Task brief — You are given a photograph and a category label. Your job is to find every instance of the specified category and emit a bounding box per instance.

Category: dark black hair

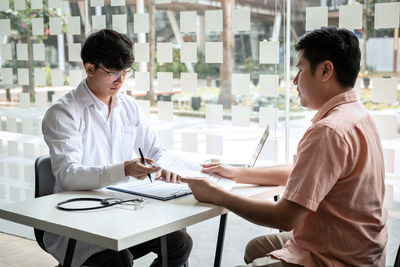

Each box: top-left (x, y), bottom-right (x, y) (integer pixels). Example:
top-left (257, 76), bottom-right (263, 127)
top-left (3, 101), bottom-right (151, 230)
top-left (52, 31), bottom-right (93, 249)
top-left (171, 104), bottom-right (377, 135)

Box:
top-left (294, 27), bottom-right (360, 88)
top-left (81, 29), bottom-right (134, 70)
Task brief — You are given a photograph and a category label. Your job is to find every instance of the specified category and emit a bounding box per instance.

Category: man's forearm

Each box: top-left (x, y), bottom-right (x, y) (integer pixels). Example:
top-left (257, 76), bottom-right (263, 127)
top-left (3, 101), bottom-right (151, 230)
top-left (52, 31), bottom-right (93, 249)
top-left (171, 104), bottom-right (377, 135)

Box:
top-left (237, 164), bottom-right (293, 186)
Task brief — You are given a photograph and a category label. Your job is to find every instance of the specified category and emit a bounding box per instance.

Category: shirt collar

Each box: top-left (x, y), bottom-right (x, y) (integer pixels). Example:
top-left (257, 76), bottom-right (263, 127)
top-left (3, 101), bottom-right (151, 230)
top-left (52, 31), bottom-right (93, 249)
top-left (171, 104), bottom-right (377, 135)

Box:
top-left (81, 79), bottom-right (123, 114)
top-left (311, 90), bottom-right (358, 124)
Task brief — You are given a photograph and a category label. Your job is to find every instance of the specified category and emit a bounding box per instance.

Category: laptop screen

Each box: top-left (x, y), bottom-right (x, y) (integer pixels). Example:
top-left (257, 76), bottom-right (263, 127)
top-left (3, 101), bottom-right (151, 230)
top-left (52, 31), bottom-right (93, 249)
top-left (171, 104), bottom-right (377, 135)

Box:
top-left (248, 125), bottom-right (270, 168)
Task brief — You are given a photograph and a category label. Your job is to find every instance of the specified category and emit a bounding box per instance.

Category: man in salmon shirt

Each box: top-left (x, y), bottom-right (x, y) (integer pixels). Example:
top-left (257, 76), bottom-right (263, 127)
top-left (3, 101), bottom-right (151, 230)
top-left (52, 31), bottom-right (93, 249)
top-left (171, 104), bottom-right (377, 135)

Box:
top-left (182, 27), bottom-right (387, 267)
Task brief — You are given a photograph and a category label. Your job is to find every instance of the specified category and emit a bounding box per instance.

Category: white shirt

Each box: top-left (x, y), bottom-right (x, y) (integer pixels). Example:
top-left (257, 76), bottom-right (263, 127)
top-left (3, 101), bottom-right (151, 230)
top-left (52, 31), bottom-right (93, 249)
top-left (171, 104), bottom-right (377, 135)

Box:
top-left (42, 79), bottom-right (165, 266)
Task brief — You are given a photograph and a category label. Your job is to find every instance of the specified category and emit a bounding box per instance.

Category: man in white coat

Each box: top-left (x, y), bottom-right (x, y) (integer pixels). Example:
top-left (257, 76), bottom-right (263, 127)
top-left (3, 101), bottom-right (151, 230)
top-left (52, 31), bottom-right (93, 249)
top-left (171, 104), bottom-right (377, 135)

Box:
top-left (42, 29), bottom-right (192, 267)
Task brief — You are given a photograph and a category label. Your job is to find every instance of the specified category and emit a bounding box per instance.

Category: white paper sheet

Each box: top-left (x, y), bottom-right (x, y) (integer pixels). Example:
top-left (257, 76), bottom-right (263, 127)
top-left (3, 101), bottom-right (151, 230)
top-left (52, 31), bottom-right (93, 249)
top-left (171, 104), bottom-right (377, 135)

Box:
top-left (259, 74), bottom-right (279, 97)
top-left (232, 105), bottom-right (250, 127)
top-left (25, 165), bottom-right (35, 182)
top-left (259, 107), bottom-right (277, 129)
top-left (23, 143), bottom-right (35, 159)
top-left (134, 13), bottom-right (149, 33)
top-left (6, 117), bottom-right (17, 132)
top-left (158, 130), bottom-right (174, 149)
top-left (135, 72), bottom-right (150, 92)
top-left (19, 93), bottom-right (30, 109)
top-left (306, 6), bottom-right (328, 31)
top-left (92, 15), bottom-right (106, 31)
top-left (205, 10), bottom-right (222, 32)
top-left (260, 41), bottom-right (279, 64)
top-left (15, 0), bottom-right (25, 10)
top-left (69, 69), bottom-right (83, 87)
top-left (0, 19), bottom-right (11, 35)
top-left (51, 69), bottom-right (64, 87)
top-left (21, 119), bottom-right (34, 135)
top-left (383, 148), bottom-right (395, 173)
top-left (16, 43), bottom-right (28, 61)
top-left (157, 152), bottom-right (236, 191)
top-left (180, 42), bottom-right (197, 63)
top-left (181, 132), bottom-right (197, 153)
top-left (31, 0), bottom-right (43, 9)
top-left (8, 140), bottom-right (18, 156)
top-left (67, 16), bottom-right (81, 35)
top-left (206, 104), bottom-right (223, 125)
top-left (206, 135), bottom-right (223, 155)
top-left (205, 42), bottom-right (223, 63)
top-left (2, 68), bottom-right (13, 84)
top-left (1, 44), bottom-right (12, 60)
top-left (112, 14), bottom-right (127, 34)
top-left (32, 17), bottom-right (44, 36)
top-left (48, 0), bottom-right (61, 9)
top-left (232, 9), bottom-right (250, 32)
top-left (68, 43), bottom-right (81, 62)
top-left (18, 68), bottom-right (29, 85)
top-left (135, 43), bottom-right (149, 62)
top-left (35, 92), bottom-right (47, 110)
top-left (136, 100), bottom-right (150, 119)
top-left (90, 0), bottom-right (104, 7)
top-left (180, 73), bottom-right (197, 93)
top-left (111, 0), bottom-right (125, 6)
top-left (50, 17), bottom-right (62, 35)
top-left (339, 4), bottom-right (362, 30)
top-left (33, 43), bottom-right (45, 61)
top-left (180, 11), bottom-right (196, 33)
top-left (372, 77), bottom-right (397, 103)
top-left (158, 101), bottom-right (173, 121)
top-left (34, 68), bottom-right (46, 86)
top-left (371, 113), bottom-right (397, 139)
top-left (157, 42), bottom-right (172, 63)
top-left (157, 72), bottom-right (173, 92)
top-left (232, 74), bottom-right (250, 95)
top-left (374, 2), bottom-right (400, 29)
top-left (0, 0), bottom-right (9, 11)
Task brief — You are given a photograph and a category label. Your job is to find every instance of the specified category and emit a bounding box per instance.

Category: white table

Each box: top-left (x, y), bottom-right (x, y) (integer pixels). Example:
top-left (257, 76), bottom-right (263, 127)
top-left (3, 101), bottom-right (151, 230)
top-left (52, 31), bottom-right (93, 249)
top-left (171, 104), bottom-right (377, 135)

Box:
top-left (0, 184), bottom-right (284, 267)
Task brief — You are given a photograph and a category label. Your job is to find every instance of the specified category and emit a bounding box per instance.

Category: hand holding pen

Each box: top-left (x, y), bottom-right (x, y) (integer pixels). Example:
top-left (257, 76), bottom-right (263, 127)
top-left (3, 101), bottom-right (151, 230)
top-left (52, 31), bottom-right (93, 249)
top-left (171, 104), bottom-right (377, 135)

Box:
top-left (123, 152), bottom-right (160, 180)
top-left (138, 148), bottom-right (154, 183)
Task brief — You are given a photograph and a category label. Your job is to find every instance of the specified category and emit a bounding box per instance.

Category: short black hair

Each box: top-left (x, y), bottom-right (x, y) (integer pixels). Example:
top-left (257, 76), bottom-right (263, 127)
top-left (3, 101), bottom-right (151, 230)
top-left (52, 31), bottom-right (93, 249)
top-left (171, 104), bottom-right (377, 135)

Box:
top-left (81, 29), bottom-right (134, 70)
top-left (294, 27), bottom-right (360, 88)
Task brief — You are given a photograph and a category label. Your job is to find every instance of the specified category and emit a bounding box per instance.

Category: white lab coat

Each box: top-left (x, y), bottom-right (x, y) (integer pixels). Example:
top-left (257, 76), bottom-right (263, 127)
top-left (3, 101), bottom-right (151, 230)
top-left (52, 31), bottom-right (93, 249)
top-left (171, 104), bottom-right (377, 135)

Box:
top-left (42, 79), bottom-right (165, 266)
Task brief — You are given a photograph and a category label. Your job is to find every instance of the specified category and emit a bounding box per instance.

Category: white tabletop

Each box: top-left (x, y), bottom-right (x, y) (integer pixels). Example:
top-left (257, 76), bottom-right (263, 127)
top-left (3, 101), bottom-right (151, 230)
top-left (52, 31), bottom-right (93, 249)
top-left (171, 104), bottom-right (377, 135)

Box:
top-left (0, 184), bottom-right (284, 251)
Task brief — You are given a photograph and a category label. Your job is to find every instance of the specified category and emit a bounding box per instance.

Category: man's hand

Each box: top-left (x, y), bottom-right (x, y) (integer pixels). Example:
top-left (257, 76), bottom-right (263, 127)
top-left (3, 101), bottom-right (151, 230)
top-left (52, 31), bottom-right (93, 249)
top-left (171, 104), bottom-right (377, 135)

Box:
top-left (124, 158), bottom-right (160, 179)
top-left (201, 163), bottom-right (241, 182)
top-left (155, 169), bottom-right (181, 183)
top-left (180, 177), bottom-right (222, 204)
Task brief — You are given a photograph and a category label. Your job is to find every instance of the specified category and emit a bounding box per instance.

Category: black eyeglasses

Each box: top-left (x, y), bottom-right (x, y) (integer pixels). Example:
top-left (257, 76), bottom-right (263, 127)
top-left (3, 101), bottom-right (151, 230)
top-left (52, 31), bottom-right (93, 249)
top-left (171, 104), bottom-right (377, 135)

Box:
top-left (94, 64), bottom-right (135, 82)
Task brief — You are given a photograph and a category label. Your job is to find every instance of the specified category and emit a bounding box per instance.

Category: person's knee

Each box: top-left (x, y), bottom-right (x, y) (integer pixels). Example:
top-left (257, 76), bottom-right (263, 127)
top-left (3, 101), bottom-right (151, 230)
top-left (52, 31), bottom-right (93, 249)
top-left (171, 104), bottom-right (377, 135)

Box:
top-left (244, 237), bottom-right (263, 264)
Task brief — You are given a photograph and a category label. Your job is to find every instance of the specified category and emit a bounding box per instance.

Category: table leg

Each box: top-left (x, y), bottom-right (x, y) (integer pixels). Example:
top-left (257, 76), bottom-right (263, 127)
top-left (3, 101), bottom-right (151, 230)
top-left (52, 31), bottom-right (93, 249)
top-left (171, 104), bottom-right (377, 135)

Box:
top-left (213, 213), bottom-right (228, 267)
top-left (160, 235), bottom-right (168, 267)
top-left (63, 238), bottom-right (76, 267)
top-left (120, 250), bottom-right (132, 267)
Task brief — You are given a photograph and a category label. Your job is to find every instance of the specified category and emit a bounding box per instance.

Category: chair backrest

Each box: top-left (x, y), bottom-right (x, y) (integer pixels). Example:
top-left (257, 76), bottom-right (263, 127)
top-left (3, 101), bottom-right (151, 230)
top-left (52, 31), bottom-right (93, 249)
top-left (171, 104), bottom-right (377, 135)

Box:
top-left (34, 155), bottom-right (56, 253)
top-left (395, 244), bottom-right (400, 267)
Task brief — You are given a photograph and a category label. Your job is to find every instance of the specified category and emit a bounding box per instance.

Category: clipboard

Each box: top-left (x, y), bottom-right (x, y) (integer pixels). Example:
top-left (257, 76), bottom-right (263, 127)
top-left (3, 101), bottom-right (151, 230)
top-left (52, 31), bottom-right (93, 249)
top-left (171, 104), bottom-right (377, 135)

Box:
top-left (107, 179), bottom-right (192, 201)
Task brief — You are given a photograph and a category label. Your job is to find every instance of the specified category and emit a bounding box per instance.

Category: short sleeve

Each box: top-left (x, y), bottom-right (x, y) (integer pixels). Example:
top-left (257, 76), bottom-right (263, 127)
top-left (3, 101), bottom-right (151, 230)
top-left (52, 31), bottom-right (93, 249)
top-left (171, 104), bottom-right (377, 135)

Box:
top-left (283, 125), bottom-right (348, 211)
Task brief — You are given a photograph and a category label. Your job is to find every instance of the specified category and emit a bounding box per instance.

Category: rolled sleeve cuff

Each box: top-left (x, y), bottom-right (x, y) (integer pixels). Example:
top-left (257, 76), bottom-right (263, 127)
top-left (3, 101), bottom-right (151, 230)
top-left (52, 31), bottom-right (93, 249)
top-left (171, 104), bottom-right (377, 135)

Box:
top-left (283, 190), bottom-right (319, 212)
top-left (99, 162), bottom-right (127, 187)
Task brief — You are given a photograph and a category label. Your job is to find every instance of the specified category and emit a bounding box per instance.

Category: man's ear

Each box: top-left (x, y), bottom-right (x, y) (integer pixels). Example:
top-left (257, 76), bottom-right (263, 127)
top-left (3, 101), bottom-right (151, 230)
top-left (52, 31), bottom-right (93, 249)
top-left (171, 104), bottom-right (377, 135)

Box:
top-left (84, 63), bottom-right (96, 77)
top-left (321, 60), bottom-right (334, 82)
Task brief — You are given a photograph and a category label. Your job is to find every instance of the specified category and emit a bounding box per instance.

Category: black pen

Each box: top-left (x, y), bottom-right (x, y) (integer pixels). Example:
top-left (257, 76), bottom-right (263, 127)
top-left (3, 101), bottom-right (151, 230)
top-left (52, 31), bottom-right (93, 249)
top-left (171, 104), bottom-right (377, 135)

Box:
top-left (138, 148), bottom-right (152, 183)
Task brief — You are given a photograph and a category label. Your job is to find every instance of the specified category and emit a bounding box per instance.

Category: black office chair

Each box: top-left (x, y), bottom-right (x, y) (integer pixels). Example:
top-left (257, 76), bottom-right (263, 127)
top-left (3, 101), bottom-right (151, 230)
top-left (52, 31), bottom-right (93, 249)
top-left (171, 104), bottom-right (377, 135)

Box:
top-left (34, 155), bottom-right (56, 254)
top-left (395, 244), bottom-right (400, 267)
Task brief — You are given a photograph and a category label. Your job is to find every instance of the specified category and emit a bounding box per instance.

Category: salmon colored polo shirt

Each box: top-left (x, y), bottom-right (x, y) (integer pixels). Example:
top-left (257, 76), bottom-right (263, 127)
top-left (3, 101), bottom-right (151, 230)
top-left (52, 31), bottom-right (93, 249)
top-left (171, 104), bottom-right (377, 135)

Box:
top-left (270, 90), bottom-right (387, 266)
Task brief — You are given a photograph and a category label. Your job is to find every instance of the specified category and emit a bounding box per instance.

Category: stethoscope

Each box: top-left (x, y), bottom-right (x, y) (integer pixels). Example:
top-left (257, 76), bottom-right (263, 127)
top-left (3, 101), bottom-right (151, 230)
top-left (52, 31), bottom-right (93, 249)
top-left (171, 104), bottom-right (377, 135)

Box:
top-left (56, 197), bottom-right (146, 211)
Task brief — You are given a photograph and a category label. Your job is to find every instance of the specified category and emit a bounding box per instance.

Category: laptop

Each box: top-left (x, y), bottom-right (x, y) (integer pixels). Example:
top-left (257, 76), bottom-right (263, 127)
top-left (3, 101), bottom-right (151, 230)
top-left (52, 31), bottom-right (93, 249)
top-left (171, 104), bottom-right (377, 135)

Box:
top-left (230, 125), bottom-right (270, 168)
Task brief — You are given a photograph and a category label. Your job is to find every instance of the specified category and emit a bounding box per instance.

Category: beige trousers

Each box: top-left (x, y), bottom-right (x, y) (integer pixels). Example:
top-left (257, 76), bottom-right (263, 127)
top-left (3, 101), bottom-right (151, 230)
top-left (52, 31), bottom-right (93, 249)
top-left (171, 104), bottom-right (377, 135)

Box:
top-left (239, 232), bottom-right (303, 267)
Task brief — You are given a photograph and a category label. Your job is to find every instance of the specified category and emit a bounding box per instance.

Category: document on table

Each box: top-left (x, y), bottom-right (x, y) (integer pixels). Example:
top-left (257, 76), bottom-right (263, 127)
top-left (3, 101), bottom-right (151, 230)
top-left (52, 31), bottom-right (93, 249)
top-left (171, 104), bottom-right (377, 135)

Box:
top-left (156, 152), bottom-right (236, 191)
top-left (107, 179), bottom-right (191, 201)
